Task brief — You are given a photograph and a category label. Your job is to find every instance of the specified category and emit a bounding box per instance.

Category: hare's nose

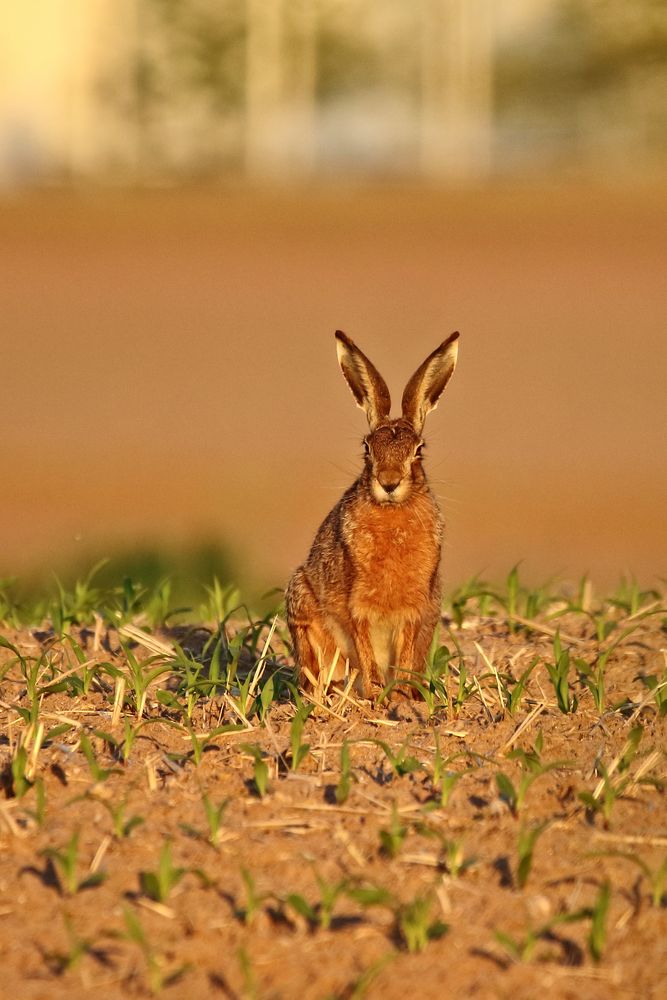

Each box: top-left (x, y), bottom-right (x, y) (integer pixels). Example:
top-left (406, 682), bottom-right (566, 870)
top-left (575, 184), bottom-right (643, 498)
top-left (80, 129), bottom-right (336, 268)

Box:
top-left (382, 482), bottom-right (400, 494)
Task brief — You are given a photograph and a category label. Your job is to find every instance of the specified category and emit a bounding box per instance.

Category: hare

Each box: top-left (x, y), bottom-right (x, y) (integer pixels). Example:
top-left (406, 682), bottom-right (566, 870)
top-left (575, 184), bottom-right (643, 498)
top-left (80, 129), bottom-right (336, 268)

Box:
top-left (285, 329), bottom-right (459, 698)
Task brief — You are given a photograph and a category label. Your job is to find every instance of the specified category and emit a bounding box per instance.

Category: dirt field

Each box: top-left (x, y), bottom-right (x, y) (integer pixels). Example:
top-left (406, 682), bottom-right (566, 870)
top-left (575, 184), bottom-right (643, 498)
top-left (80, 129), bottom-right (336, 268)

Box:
top-left (2, 183), bottom-right (667, 592)
top-left (1, 584), bottom-right (666, 998)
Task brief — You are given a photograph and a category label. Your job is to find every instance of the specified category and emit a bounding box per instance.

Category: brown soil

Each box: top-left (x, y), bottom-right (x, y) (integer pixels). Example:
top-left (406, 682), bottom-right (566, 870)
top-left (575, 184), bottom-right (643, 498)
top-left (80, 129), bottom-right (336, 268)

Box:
top-left (1, 611), bottom-right (666, 999)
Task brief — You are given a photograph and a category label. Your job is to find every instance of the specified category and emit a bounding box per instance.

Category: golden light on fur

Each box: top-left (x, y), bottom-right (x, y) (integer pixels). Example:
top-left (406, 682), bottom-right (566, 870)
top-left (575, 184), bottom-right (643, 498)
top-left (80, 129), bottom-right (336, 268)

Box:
top-left (286, 330), bottom-right (460, 699)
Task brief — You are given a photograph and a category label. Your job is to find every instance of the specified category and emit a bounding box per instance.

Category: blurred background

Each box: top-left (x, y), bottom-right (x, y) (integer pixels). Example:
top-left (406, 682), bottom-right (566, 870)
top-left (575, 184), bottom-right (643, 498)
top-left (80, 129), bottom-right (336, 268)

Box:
top-left (1, 0), bottom-right (666, 602)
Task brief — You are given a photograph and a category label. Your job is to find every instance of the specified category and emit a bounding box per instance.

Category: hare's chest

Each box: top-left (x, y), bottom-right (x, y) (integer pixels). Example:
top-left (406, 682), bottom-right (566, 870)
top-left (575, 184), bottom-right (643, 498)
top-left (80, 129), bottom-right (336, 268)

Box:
top-left (349, 503), bottom-right (439, 617)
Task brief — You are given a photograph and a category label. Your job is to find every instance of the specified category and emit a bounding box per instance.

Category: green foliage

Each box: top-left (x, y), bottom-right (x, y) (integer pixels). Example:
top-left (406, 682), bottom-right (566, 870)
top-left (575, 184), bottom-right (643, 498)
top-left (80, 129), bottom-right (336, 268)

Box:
top-left (379, 803), bottom-right (407, 859)
top-left (140, 842), bottom-right (186, 903)
top-left (375, 739), bottom-right (421, 779)
top-left (290, 703), bottom-right (314, 771)
top-left (545, 631), bottom-right (578, 714)
top-left (396, 891), bottom-right (447, 953)
top-left (42, 832), bottom-right (107, 896)
top-left (241, 743), bottom-right (270, 798)
top-left (335, 739), bottom-right (356, 805)
top-left (588, 882), bottom-right (611, 963)
top-left (516, 821), bottom-right (549, 888)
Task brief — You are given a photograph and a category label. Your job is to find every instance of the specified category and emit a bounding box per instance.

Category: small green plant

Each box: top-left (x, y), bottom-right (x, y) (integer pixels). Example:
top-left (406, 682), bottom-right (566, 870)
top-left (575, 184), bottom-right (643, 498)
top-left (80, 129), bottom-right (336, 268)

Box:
top-left (25, 777), bottom-right (47, 827)
top-left (379, 803), bottom-right (407, 859)
top-left (375, 739), bottom-right (421, 779)
top-left (122, 904), bottom-right (189, 994)
top-left (335, 739), bottom-right (357, 805)
top-left (10, 744), bottom-right (33, 799)
top-left (544, 631), bottom-right (578, 713)
top-left (241, 743), bottom-right (270, 797)
top-left (201, 793), bottom-right (229, 847)
top-left (139, 842), bottom-right (186, 903)
top-left (638, 669), bottom-right (667, 717)
top-left (588, 882), bottom-right (611, 962)
top-left (122, 643), bottom-right (172, 719)
top-left (79, 733), bottom-right (116, 783)
top-left (578, 725), bottom-right (644, 824)
top-left (589, 850), bottom-right (667, 908)
top-left (285, 874), bottom-right (349, 931)
top-left (43, 914), bottom-right (97, 974)
top-left (396, 891), bottom-right (447, 953)
top-left (516, 821), bottom-right (549, 888)
top-left (237, 867), bottom-right (269, 926)
top-left (504, 658), bottom-right (539, 715)
top-left (430, 735), bottom-right (465, 807)
top-left (494, 909), bottom-right (588, 963)
top-left (289, 703), bottom-right (314, 771)
top-left (101, 797), bottom-right (145, 839)
top-left (42, 831), bottom-right (107, 896)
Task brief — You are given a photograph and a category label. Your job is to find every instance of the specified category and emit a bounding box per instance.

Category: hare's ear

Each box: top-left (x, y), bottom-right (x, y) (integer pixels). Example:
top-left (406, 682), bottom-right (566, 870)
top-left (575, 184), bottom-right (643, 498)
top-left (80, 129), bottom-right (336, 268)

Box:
top-left (335, 330), bottom-right (391, 430)
top-left (401, 332), bottom-right (459, 433)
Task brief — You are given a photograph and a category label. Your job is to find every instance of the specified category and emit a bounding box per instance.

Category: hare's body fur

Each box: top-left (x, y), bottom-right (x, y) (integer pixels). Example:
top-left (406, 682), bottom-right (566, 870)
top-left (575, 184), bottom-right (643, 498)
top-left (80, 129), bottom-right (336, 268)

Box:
top-left (286, 330), bottom-right (458, 697)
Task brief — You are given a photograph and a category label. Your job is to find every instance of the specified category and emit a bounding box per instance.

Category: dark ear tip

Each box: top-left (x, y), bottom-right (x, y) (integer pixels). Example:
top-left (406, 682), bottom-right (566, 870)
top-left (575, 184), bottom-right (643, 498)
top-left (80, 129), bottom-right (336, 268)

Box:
top-left (335, 329), bottom-right (352, 346)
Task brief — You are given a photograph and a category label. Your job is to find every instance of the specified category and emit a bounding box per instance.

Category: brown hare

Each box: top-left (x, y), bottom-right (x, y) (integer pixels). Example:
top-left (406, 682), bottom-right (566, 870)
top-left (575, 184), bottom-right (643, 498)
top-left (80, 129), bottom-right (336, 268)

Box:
top-left (285, 330), bottom-right (459, 698)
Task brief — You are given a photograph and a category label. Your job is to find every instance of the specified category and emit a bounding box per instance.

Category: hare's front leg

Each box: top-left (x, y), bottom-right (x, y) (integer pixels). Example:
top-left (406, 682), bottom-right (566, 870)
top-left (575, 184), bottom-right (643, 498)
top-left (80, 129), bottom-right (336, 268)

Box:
top-left (347, 619), bottom-right (380, 699)
top-left (395, 609), bottom-right (441, 695)
top-left (286, 569), bottom-right (339, 688)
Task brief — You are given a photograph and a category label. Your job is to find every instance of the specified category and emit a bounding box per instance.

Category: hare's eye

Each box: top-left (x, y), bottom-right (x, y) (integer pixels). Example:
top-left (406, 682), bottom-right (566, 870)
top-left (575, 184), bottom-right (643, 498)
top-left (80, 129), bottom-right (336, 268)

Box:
top-left (415, 442), bottom-right (425, 459)
top-left (363, 440), bottom-right (371, 456)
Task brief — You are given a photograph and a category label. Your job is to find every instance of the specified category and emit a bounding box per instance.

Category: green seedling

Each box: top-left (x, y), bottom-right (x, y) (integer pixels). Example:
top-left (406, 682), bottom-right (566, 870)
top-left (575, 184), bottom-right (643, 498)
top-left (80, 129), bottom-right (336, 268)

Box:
top-left (544, 631), bottom-right (577, 713)
top-left (140, 842), bottom-right (186, 903)
top-left (122, 643), bottom-right (172, 719)
top-left (241, 743), bottom-right (270, 797)
top-left (504, 657), bottom-right (539, 715)
top-left (404, 638), bottom-right (452, 713)
top-left (592, 850), bottom-right (667, 908)
top-left (610, 577), bottom-right (659, 617)
top-left (335, 739), bottom-right (357, 805)
top-left (430, 735), bottom-right (467, 807)
top-left (200, 577), bottom-right (241, 624)
top-left (25, 777), bottom-right (47, 827)
top-left (237, 867), bottom-right (269, 925)
top-left (285, 874), bottom-right (349, 931)
top-left (579, 725), bottom-right (644, 823)
top-left (122, 904), bottom-right (189, 994)
top-left (49, 559), bottom-right (109, 634)
top-left (290, 703), bottom-right (314, 771)
top-left (494, 908), bottom-right (589, 963)
top-left (42, 831), bottom-right (107, 896)
top-left (344, 953), bottom-right (396, 1000)
top-left (421, 834), bottom-right (474, 878)
top-left (442, 837), bottom-right (475, 878)
top-left (588, 882), bottom-right (611, 962)
top-left (201, 793), bottom-right (229, 847)
top-left (237, 947), bottom-right (257, 1000)
top-left (448, 574), bottom-right (496, 627)
top-left (516, 821), bottom-right (549, 888)
top-left (379, 803), bottom-right (407, 859)
top-left (11, 744), bottom-right (33, 799)
top-left (43, 913), bottom-right (97, 974)
top-left (101, 797), bottom-right (144, 839)
top-left (638, 670), bottom-right (667, 717)
top-left (396, 891), bottom-right (447, 953)
top-left (79, 733), bottom-right (116, 783)
top-left (375, 739), bottom-right (421, 779)
top-left (184, 724), bottom-right (241, 766)
top-left (499, 731), bottom-right (571, 816)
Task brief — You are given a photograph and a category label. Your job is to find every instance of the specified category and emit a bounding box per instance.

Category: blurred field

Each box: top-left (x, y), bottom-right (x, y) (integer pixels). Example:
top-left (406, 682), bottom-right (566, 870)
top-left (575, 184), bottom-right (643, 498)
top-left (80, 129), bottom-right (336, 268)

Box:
top-left (1, 182), bottom-right (666, 594)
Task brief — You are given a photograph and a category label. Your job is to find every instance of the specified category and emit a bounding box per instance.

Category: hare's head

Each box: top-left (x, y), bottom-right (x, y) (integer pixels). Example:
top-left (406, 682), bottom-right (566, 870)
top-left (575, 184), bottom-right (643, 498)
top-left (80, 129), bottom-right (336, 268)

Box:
top-left (335, 330), bottom-right (459, 505)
